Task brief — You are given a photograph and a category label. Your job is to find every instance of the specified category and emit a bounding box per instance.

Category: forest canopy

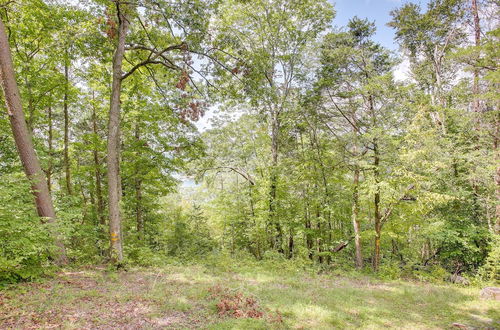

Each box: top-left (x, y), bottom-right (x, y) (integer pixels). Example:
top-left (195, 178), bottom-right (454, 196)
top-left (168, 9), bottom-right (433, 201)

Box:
top-left (0, 0), bottom-right (499, 287)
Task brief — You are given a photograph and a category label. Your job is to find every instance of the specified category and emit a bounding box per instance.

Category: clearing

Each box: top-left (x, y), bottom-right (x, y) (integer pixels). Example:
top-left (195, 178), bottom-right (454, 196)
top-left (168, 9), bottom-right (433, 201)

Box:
top-left (0, 263), bottom-right (498, 329)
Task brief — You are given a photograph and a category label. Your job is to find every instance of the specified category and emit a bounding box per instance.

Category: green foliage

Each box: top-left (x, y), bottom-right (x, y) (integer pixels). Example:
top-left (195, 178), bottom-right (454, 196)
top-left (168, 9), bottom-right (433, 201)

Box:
top-left (477, 237), bottom-right (500, 284)
top-left (0, 0), bottom-right (497, 286)
top-left (124, 245), bottom-right (166, 267)
top-left (161, 204), bottom-right (217, 260)
top-left (412, 265), bottom-right (449, 283)
top-left (377, 261), bottom-right (403, 281)
top-left (0, 173), bottom-right (55, 284)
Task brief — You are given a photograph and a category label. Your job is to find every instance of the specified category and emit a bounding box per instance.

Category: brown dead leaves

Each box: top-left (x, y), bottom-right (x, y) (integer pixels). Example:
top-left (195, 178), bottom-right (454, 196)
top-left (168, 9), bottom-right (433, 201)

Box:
top-left (208, 285), bottom-right (282, 323)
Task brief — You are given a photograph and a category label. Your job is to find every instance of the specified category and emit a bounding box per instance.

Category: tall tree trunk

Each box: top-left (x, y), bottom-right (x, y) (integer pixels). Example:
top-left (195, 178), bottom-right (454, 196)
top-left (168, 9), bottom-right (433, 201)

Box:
top-left (373, 140), bottom-right (381, 271)
top-left (92, 98), bottom-right (105, 225)
top-left (472, 0), bottom-right (481, 114)
top-left (107, 5), bottom-right (129, 263)
top-left (47, 106), bottom-right (53, 192)
top-left (469, 0), bottom-right (482, 223)
top-left (352, 164), bottom-right (363, 269)
top-left (299, 132), bottom-right (314, 259)
top-left (367, 93), bottom-right (382, 271)
top-left (76, 157), bottom-right (89, 221)
top-left (269, 110), bottom-right (283, 253)
top-left (494, 112), bottom-right (500, 234)
top-left (316, 210), bottom-right (323, 264)
top-left (310, 129), bottom-right (333, 255)
top-left (305, 217), bottom-right (313, 260)
top-left (135, 123), bottom-right (144, 240)
top-left (63, 49), bottom-right (72, 195)
top-left (0, 18), bottom-right (67, 263)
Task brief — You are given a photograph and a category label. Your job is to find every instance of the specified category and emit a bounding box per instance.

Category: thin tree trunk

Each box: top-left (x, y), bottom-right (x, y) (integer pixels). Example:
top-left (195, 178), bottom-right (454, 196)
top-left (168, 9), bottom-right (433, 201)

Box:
top-left (269, 110), bottom-right (283, 253)
top-left (469, 0), bottom-right (483, 224)
top-left (77, 157), bottom-right (88, 221)
top-left (495, 164), bottom-right (500, 234)
top-left (316, 212), bottom-right (323, 264)
top-left (47, 106), bottom-right (53, 192)
top-left (135, 123), bottom-right (144, 240)
top-left (494, 112), bottom-right (500, 234)
top-left (0, 17), bottom-right (67, 263)
top-left (107, 5), bottom-right (129, 263)
top-left (63, 49), bottom-right (72, 195)
top-left (373, 140), bottom-right (381, 271)
top-left (305, 217), bottom-right (313, 260)
top-left (352, 164), bottom-right (363, 269)
top-left (472, 0), bottom-right (481, 114)
top-left (299, 132), bottom-right (314, 259)
top-left (367, 92), bottom-right (382, 271)
top-left (91, 97), bottom-right (105, 225)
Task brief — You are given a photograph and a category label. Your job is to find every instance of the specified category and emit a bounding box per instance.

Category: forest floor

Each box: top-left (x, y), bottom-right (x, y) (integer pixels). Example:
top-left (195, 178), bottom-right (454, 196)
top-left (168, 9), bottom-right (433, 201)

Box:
top-left (0, 262), bottom-right (498, 329)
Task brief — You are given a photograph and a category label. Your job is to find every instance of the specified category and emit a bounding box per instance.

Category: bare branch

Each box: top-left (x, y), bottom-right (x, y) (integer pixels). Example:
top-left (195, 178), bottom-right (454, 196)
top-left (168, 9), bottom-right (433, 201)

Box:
top-left (201, 167), bottom-right (255, 185)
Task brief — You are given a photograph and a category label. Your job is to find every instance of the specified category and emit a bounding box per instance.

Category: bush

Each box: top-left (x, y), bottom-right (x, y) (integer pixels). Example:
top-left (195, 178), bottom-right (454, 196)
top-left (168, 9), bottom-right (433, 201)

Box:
top-left (377, 261), bottom-right (402, 280)
top-left (125, 245), bottom-right (166, 267)
top-left (477, 236), bottom-right (500, 285)
top-left (162, 205), bottom-right (216, 260)
top-left (262, 250), bottom-right (286, 261)
top-left (413, 265), bottom-right (448, 283)
top-left (0, 173), bottom-right (55, 285)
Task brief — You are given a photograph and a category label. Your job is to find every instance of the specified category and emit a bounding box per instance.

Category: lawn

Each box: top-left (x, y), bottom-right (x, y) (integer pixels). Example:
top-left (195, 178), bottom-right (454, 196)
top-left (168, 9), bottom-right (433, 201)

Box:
top-left (0, 262), bottom-right (498, 329)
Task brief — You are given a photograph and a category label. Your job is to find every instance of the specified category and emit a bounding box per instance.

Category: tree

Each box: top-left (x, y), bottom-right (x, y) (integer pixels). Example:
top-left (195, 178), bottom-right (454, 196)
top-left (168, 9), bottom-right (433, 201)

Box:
top-left (315, 17), bottom-right (404, 270)
top-left (211, 0), bottom-right (334, 253)
top-left (103, 0), bottom-right (212, 262)
top-left (106, 0), bottom-right (130, 263)
top-left (0, 15), bottom-right (67, 263)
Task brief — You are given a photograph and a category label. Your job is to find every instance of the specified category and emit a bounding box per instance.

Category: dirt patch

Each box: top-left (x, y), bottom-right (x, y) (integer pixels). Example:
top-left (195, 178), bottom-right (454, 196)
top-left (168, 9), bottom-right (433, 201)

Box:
top-left (0, 270), bottom-right (158, 329)
top-left (0, 296), bottom-right (154, 329)
top-left (151, 312), bottom-right (186, 326)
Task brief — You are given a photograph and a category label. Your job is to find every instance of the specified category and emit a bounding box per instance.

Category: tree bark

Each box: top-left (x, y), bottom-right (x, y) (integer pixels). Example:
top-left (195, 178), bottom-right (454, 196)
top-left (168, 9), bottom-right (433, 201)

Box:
top-left (47, 106), bottom-right (53, 192)
top-left (472, 0), bottom-right (481, 114)
top-left (367, 91), bottom-right (382, 271)
top-left (269, 110), bottom-right (283, 253)
top-left (316, 212), bottom-right (323, 264)
top-left (470, 0), bottom-right (482, 220)
top-left (288, 229), bottom-right (294, 259)
top-left (494, 113), bottom-right (500, 234)
top-left (352, 164), bottom-right (363, 269)
top-left (107, 4), bottom-right (129, 263)
top-left (373, 139), bottom-right (381, 271)
top-left (0, 17), bottom-right (67, 263)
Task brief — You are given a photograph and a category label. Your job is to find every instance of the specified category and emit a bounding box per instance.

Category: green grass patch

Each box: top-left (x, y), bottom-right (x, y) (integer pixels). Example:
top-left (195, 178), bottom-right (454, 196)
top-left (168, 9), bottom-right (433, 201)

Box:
top-left (0, 261), bottom-right (498, 329)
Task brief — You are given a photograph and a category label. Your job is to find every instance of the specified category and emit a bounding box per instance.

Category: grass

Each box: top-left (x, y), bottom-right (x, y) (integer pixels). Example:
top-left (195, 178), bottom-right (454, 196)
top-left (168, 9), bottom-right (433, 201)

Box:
top-left (0, 260), bottom-right (498, 329)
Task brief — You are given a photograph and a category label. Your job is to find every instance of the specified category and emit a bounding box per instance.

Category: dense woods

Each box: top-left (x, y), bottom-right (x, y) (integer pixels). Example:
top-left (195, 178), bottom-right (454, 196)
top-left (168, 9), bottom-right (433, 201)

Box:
top-left (0, 0), bottom-right (498, 289)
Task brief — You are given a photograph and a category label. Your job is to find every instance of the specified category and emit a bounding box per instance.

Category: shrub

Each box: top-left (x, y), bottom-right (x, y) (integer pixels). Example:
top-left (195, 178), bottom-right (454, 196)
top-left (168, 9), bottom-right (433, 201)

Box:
top-left (0, 173), bottom-right (55, 284)
top-left (378, 261), bottom-right (402, 280)
top-left (413, 265), bottom-right (449, 283)
top-left (477, 236), bottom-right (500, 285)
top-left (125, 245), bottom-right (166, 267)
top-left (161, 205), bottom-right (217, 260)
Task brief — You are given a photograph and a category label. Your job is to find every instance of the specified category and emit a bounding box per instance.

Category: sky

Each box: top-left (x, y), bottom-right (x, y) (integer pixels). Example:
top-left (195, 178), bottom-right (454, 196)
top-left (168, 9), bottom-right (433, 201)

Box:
top-left (330, 0), bottom-right (430, 50)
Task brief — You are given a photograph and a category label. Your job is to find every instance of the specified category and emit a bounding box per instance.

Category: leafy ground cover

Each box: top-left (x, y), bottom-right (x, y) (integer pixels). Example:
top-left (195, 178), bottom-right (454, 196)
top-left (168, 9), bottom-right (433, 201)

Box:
top-left (0, 262), bottom-right (498, 329)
